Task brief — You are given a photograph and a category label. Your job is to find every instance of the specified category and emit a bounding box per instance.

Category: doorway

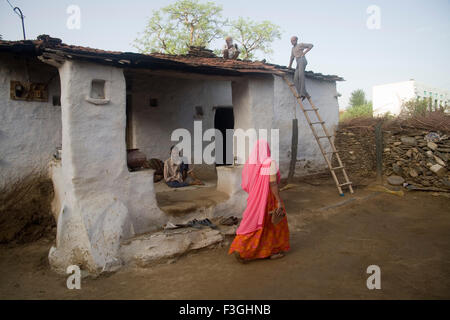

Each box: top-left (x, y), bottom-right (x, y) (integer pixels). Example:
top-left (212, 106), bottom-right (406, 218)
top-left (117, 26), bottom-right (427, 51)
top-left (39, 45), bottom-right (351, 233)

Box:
top-left (214, 107), bottom-right (234, 166)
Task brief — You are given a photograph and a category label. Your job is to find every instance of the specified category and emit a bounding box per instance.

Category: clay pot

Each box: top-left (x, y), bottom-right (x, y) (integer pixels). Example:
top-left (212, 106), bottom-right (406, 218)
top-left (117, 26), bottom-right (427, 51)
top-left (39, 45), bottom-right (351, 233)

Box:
top-left (127, 149), bottom-right (147, 169)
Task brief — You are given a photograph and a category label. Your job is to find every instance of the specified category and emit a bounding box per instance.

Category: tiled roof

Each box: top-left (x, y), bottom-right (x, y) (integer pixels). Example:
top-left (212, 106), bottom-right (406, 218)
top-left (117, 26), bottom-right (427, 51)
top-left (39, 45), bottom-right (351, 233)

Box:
top-left (0, 35), bottom-right (344, 81)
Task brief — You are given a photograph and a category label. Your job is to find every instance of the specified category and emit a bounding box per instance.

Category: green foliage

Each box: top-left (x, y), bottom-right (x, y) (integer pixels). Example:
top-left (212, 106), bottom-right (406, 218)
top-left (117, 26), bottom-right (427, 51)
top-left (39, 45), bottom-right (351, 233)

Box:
top-left (401, 98), bottom-right (429, 117)
top-left (348, 89), bottom-right (367, 108)
top-left (381, 111), bottom-right (395, 120)
top-left (228, 17), bottom-right (281, 60)
top-left (133, 0), bottom-right (281, 60)
top-left (340, 89), bottom-right (373, 121)
top-left (133, 0), bottom-right (226, 54)
top-left (340, 101), bottom-right (373, 121)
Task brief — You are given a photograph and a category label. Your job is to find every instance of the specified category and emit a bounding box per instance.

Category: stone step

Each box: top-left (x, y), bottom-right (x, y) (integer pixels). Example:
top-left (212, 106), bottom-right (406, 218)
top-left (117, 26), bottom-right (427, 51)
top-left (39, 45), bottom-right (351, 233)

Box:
top-left (156, 186), bottom-right (229, 216)
top-left (120, 223), bottom-right (237, 267)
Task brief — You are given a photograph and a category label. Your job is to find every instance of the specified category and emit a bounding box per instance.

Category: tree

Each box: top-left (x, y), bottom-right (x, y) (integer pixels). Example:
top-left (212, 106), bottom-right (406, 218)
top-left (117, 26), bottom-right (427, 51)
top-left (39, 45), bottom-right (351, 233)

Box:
top-left (349, 89), bottom-right (367, 108)
top-left (229, 17), bottom-right (281, 60)
top-left (133, 0), bottom-right (226, 54)
top-left (340, 89), bottom-right (373, 120)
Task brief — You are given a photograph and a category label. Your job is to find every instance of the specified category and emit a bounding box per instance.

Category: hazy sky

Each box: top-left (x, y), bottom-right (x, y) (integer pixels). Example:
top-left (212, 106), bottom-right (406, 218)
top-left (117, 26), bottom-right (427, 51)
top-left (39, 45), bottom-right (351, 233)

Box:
top-left (1, 0), bottom-right (449, 108)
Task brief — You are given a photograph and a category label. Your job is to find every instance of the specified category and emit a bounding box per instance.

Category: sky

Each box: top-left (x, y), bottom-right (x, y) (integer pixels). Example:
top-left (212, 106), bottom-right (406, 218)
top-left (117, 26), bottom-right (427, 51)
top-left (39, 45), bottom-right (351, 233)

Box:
top-left (1, 0), bottom-right (449, 108)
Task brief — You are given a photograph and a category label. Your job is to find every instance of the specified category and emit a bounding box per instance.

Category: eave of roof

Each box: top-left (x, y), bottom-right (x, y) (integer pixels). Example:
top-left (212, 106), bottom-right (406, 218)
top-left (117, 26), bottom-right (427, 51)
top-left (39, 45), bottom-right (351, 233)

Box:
top-left (0, 36), bottom-right (344, 81)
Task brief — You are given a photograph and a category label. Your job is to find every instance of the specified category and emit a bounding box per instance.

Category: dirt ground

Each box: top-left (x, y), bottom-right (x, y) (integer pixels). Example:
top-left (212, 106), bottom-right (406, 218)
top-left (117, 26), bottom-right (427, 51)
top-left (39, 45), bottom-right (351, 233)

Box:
top-left (0, 176), bottom-right (449, 300)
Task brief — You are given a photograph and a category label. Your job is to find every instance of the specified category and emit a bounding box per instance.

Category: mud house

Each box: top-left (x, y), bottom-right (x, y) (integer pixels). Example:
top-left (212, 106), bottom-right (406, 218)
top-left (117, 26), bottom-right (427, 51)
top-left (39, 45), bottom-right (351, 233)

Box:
top-left (0, 35), bottom-right (343, 273)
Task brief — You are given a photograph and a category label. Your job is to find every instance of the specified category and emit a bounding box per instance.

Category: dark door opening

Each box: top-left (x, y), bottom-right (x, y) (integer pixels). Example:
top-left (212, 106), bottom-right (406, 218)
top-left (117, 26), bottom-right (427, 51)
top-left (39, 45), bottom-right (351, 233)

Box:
top-left (214, 107), bottom-right (234, 166)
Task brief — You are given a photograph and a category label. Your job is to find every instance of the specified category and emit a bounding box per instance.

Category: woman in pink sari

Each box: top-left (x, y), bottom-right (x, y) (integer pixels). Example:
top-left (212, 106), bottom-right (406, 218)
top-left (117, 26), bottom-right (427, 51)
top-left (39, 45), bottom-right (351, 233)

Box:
top-left (228, 140), bottom-right (290, 263)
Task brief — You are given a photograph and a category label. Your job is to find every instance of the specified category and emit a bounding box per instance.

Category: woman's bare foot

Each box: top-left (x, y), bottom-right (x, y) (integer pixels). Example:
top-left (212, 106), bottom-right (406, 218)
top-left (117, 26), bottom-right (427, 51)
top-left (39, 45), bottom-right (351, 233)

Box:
top-left (269, 253), bottom-right (285, 260)
top-left (191, 179), bottom-right (204, 185)
top-left (234, 252), bottom-right (247, 264)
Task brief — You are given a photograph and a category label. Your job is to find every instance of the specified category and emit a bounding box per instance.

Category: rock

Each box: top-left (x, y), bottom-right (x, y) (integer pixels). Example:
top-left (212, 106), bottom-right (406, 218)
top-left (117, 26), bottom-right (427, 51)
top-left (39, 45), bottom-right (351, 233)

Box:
top-left (393, 142), bottom-right (402, 146)
top-left (409, 168), bottom-right (419, 178)
top-left (421, 180), bottom-right (431, 186)
top-left (426, 150), bottom-right (434, 158)
top-left (387, 175), bottom-right (405, 186)
top-left (430, 164), bottom-right (447, 177)
top-left (434, 156), bottom-right (446, 167)
top-left (392, 163), bottom-right (404, 176)
top-left (427, 141), bottom-right (438, 151)
top-left (401, 136), bottom-right (417, 146)
top-left (406, 149), bottom-right (413, 157)
top-left (120, 228), bottom-right (224, 267)
top-left (442, 178), bottom-right (450, 188)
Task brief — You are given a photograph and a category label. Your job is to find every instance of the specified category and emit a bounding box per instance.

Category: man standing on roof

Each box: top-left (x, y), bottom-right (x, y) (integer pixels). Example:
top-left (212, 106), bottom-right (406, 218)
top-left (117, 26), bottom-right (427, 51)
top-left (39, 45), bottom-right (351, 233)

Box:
top-left (288, 36), bottom-right (313, 100)
top-left (222, 36), bottom-right (240, 60)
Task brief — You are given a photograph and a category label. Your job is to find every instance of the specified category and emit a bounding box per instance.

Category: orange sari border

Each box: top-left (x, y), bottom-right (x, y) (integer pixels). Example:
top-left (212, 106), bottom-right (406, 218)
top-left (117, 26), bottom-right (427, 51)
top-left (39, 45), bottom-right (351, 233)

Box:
top-left (228, 190), bottom-right (290, 260)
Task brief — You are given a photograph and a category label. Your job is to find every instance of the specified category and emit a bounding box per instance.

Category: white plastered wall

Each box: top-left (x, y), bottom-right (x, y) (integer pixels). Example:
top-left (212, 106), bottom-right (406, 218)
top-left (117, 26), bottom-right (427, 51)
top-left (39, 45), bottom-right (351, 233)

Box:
top-left (274, 74), bottom-right (340, 176)
top-left (49, 60), bottom-right (167, 274)
top-left (231, 73), bottom-right (340, 178)
top-left (0, 52), bottom-right (61, 190)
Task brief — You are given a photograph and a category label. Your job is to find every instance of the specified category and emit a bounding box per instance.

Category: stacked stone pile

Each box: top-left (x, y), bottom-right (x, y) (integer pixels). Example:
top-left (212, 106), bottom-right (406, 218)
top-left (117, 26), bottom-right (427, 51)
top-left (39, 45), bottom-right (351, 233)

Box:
top-left (334, 125), bottom-right (449, 190)
top-left (383, 131), bottom-right (449, 190)
top-left (333, 128), bottom-right (376, 178)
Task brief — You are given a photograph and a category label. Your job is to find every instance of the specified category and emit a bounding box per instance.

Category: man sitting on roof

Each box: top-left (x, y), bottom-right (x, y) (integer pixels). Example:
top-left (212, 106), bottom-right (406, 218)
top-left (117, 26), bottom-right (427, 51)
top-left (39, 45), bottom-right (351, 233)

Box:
top-left (222, 36), bottom-right (240, 60)
top-left (163, 146), bottom-right (204, 188)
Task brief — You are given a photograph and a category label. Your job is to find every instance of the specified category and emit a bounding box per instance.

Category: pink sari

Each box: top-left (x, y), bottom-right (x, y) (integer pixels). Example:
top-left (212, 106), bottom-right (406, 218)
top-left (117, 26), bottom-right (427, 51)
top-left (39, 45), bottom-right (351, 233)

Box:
top-left (229, 140), bottom-right (290, 259)
top-left (237, 140), bottom-right (280, 235)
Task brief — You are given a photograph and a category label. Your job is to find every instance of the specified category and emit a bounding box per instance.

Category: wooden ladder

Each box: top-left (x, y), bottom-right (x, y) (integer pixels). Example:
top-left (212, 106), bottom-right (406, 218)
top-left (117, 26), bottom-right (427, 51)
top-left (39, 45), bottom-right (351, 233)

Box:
top-left (282, 75), bottom-right (354, 195)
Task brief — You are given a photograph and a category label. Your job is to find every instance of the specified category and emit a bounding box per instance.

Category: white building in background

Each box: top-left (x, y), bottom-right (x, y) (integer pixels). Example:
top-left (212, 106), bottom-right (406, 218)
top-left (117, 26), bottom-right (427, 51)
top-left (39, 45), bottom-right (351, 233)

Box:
top-left (372, 80), bottom-right (450, 116)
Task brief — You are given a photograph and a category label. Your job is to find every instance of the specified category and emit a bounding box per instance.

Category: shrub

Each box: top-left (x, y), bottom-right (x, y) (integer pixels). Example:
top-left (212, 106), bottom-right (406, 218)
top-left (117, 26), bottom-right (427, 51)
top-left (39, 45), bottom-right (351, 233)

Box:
top-left (401, 98), bottom-right (428, 117)
top-left (340, 102), bottom-right (373, 121)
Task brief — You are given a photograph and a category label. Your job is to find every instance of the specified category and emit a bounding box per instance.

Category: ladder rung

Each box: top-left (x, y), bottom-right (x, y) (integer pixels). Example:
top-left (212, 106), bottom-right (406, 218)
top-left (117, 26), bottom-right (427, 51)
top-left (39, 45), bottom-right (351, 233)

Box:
top-left (311, 121), bottom-right (325, 125)
top-left (331, 166), bottom-right (344, 170)
top-left (303, 108), bottom-right (318, 111)
top-left (317, 135), bottom-right (332, 139)
top-left (338, 182), bottom-right (352, 187)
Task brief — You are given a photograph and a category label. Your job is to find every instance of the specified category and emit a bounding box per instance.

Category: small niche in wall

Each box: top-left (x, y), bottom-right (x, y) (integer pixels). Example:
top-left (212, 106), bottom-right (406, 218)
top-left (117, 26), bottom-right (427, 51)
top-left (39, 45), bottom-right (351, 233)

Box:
top-left (90, 79), bottom-right (106, 99)
top-left (149, 98), bottom-right (158, 107)
top-left (52, 95), bottom-right (61, 106)
top-left (10, 80), bottom-right (48, 102)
